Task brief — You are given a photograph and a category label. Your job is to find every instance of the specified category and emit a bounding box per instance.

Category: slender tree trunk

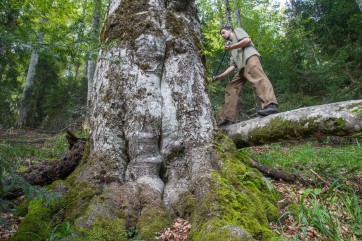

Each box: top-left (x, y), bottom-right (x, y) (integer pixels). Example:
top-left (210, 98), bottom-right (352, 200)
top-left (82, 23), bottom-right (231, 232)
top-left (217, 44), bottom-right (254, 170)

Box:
top-left (16, 51), bottom-right (39, 127)
top-left (66, 61), bottom-right (73, 78)
top-left (87, 0), bottom-right (101, 105)
top-left (234, 4), bottom-right (242, 27)
top-left (356, 0), bottom-right (362, 11)
top-left (224, 0), bottom-right (233, 26)
top-left (16, 3), bottom-right (50, 127)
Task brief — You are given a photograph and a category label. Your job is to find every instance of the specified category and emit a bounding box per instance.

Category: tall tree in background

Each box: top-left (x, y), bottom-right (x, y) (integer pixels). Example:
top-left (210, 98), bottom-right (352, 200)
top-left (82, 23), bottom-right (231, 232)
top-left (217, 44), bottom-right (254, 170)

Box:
top-left (16, 39), bottom-right (41, 127)
top-left (357, 0), bottom-right (362, 11)
top-left (224, 0), bottom-right (233, 25)
top-left (234, 0), bottom-right (242, 27)
top-left (87, 0), bottom-right (101, 105)
top-left (279, 0), bottom-right (362, 102)
top-left (1, 0), bottom-right (105, 129)
top-left (0, 0), bottom-right (22, 125)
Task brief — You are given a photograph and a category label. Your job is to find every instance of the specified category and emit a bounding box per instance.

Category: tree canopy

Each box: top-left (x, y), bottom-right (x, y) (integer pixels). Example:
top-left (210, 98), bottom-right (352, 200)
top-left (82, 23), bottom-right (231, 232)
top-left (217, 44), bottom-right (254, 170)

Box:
top-left (0, 0), bottom-right (361, 127)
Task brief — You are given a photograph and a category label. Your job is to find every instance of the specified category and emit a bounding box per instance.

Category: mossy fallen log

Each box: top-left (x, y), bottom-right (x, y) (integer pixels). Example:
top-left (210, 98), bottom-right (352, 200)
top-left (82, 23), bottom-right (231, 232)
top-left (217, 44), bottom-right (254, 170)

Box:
top-left (224, 100), bottom-right (362, 147)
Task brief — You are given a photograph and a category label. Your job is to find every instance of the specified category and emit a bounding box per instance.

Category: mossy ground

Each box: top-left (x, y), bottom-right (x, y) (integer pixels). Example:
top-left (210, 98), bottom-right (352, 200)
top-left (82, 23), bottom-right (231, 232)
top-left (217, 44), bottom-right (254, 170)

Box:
top-left (190, 131), bottom-right (280, 241)
top-left (9, 199), bottom-right (52, 241)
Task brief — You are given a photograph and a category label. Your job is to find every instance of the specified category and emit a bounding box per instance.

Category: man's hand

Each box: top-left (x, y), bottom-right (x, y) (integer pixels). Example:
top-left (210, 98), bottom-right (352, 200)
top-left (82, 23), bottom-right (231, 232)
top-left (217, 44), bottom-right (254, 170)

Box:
top-left (224, 45), bottom-right (233, 51)
top-left (212, 75), bottom-right (219, 82)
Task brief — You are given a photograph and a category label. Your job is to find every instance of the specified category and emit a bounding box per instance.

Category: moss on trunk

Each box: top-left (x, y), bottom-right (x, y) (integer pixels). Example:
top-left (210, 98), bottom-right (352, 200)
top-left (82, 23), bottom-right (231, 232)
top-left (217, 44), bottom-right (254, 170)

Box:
top-left (190, 131), bottom-right (280, 240)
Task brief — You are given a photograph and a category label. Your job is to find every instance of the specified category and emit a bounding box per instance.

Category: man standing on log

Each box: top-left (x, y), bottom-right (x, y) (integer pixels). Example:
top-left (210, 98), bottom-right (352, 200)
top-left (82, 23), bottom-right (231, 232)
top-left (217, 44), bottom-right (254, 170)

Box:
top-left (212, 25), bottom-right (279, 127)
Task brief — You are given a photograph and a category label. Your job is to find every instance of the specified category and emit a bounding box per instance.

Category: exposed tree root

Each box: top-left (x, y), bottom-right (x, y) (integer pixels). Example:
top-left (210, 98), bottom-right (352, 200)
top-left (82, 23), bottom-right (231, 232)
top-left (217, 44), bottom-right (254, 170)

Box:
top-left (248, 157), bottom-right (314, 186)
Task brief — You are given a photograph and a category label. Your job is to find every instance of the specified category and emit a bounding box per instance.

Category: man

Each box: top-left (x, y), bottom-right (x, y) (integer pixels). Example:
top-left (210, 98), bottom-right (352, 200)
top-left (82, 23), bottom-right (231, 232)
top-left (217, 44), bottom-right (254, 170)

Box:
top-left (212, 26), bottom-right (279, 127)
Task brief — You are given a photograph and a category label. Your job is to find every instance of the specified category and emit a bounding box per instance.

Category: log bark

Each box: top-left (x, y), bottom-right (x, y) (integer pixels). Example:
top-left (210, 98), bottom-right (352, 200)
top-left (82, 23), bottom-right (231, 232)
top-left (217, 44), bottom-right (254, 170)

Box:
top-left (223, 100), bottom-right (362, 147)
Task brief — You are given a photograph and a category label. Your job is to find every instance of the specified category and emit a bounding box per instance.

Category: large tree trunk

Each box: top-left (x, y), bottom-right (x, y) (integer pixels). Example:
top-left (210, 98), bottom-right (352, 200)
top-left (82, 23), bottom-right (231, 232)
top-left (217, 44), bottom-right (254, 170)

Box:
top-left (224, 100), bottom-right (362, 147)
top-left (86, 0), bottom-right (217, 231)
top-left (11, 1), bottom-right (279, 240)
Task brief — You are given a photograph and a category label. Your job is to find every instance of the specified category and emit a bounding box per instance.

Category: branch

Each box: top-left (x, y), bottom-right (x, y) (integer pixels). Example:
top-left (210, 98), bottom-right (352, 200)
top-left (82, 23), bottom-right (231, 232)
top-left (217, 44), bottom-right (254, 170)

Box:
top-left (247, 156), bottom-right (314, 186)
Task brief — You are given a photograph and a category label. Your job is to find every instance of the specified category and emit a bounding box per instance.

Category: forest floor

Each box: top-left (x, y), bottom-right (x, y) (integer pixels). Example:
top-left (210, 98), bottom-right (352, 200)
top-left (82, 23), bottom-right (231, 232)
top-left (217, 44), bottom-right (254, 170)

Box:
top-left (0, 129), bottom-right (361, 241)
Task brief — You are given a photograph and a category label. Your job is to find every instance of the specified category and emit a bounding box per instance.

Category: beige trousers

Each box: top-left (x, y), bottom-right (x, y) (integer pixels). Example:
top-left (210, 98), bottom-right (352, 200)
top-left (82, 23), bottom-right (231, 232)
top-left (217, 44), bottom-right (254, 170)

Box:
top-left (223, 55), bottom-right (277, 122)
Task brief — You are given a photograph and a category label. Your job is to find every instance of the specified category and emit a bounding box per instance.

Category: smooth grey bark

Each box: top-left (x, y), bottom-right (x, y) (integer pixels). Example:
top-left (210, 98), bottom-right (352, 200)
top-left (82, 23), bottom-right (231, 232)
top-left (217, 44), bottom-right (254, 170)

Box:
top-left (224, 100), bottom-right (362, 147)
top-left (87, 0), bottom-right (101, 105)
top-left (357, 0), bottom-right (362, 11)
top-left (16, 51), bottom-right (39, 126)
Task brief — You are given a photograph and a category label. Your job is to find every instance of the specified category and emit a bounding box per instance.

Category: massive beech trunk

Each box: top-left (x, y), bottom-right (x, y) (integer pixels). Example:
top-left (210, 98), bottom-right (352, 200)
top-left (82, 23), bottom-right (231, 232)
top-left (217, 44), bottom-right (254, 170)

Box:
top-left (224, 100), bottom-right (362, 147)
top-left (87, 0), bottom-right (215, 218)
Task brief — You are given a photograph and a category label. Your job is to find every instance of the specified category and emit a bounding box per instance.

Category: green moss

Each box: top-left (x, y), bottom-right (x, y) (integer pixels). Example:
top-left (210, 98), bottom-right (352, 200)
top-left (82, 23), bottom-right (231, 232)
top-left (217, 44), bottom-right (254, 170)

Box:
top-left (190, 131), bottom-right (280, 241)
top-left (17, 167), bottom-right (28, 173)
top-left (101, 0), bottom-right (162, 45)
top-left (15, 200), bottom-right (29, 217)
top-left (61, 181), bottom-right (100, 221)
top-left (174, 191), bottom-right (197, 217)
top-left (346, 102), bottom-right (362, 115)
top-left (138, 204), bottom-right (172, 241)
top-left (237, 116), bottom-right (353, 147)
top-left (192, 219), bottom-right (258, 241)
top-left (77, 216), bottom-right (128, 241)
top-left (165, 11), bottom-right (185, 36)
top-left (10, 199), bottom-right (52, 241)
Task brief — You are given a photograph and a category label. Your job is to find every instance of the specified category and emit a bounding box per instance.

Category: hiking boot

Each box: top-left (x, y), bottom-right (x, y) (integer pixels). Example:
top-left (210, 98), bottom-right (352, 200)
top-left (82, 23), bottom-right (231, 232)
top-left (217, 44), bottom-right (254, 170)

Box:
top-left (257, 103), bottom-right (279, 116)
top-left (218, 119), bottom-right (235, 128)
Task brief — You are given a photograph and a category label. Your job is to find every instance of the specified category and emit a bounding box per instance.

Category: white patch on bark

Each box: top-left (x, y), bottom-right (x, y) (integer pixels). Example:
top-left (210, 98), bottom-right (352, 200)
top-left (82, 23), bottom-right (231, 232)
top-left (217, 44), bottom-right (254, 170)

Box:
top-left (108, 0), bottom-right (122, 16)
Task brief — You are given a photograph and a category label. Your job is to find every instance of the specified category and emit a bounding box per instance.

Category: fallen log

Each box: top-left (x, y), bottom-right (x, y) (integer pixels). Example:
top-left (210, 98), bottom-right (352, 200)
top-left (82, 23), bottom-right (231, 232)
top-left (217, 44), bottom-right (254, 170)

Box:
top-left (224, 100), bottom-right (362, 147)
top-left (19, 131), bottom-right (86, 185)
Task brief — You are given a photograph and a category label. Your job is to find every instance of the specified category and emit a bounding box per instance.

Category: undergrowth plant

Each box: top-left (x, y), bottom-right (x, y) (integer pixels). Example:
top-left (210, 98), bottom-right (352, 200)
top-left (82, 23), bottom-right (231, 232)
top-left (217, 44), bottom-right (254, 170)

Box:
top-left (296, 183), bottom-right (361, 240)
top-left (244, 141), bottom-right (362, 181)
top-left (243, 140), bottom-right (362, 240)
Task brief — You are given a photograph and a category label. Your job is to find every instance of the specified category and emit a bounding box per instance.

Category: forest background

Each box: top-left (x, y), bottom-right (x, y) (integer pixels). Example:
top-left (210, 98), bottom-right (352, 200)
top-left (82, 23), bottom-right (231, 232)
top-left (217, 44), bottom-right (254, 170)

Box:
top-left (0, 0), bottom-right (361, 240)
top-left (1, 0), bottom-right (361, 130)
